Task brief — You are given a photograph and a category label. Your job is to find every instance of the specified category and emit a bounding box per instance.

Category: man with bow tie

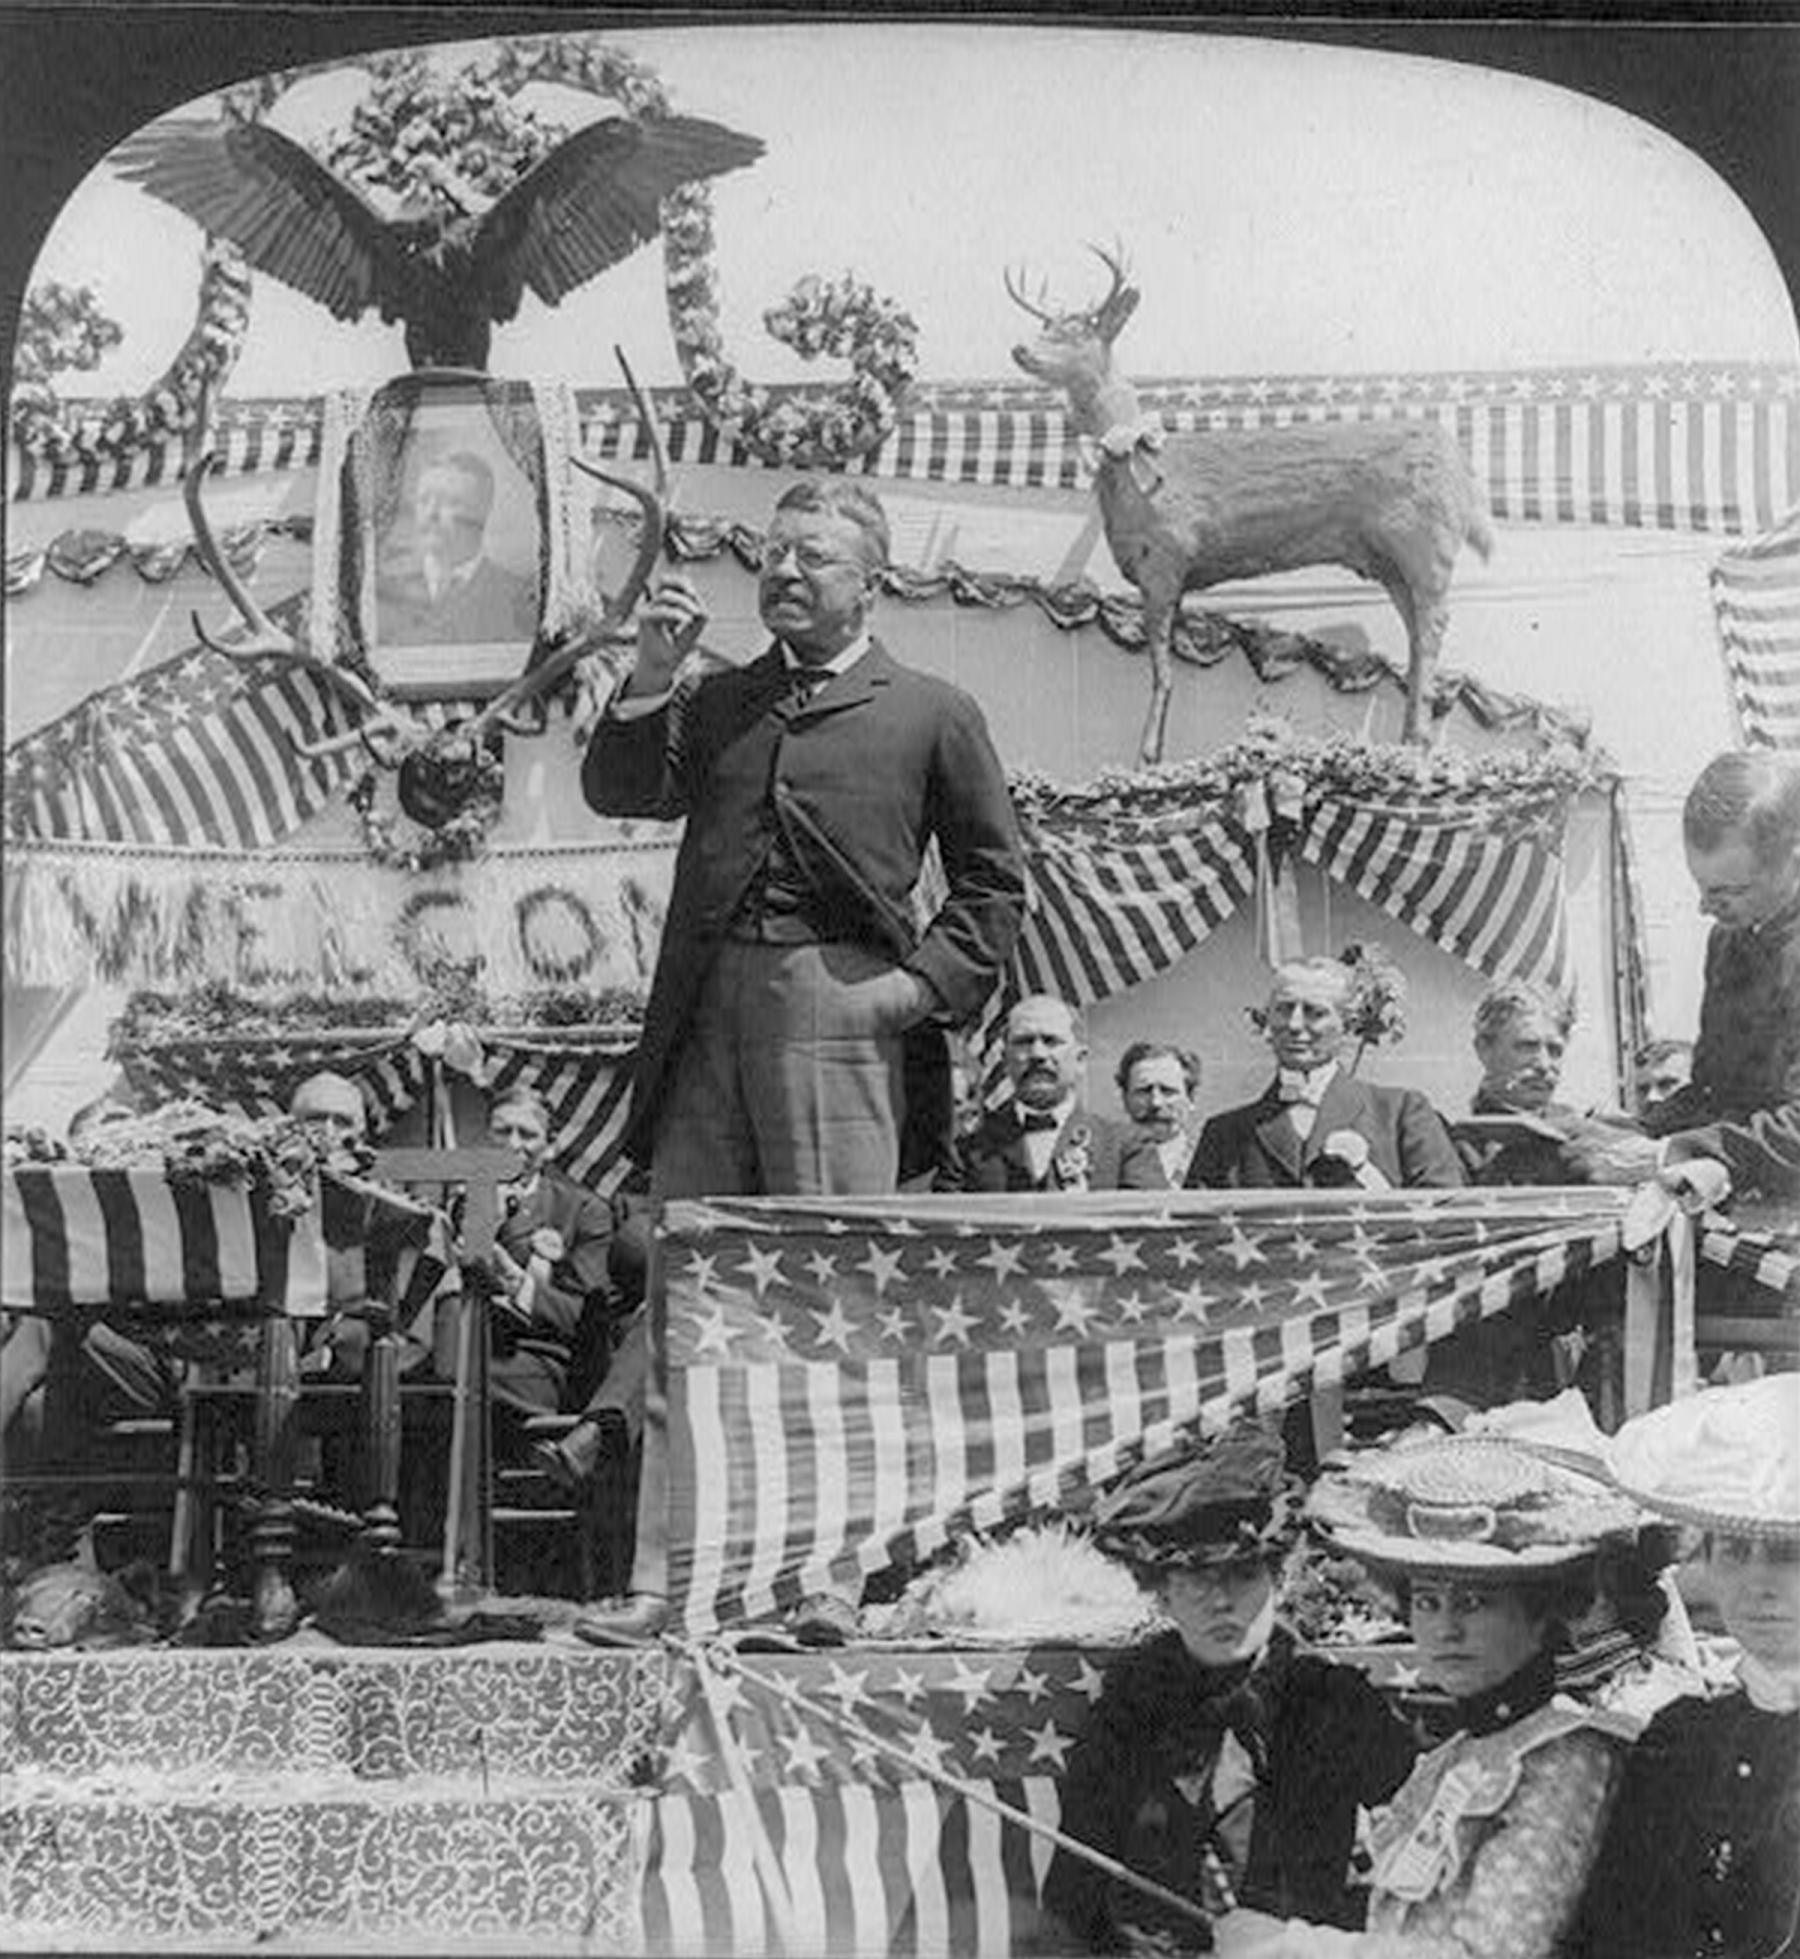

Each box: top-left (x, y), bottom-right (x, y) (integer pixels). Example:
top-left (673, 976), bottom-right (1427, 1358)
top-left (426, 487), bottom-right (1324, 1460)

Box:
top-left (949, 994), bottom-right (1134, 1193)
top-left (573, 478), bottom-right (1025, 1644)
top-left (1185, 958), bottom-right (1464, 1192)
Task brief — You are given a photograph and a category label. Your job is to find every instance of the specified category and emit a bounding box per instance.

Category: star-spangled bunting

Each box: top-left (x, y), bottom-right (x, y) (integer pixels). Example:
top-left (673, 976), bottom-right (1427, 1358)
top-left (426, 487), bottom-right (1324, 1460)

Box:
top-left (642, 1630), bottom-right (1440, 1957)
top-left (644, 1643), bottom-right (1108, 1959)
top-left (13, 365), bottom-right (1796, 535)
top-left (659, 1188), bottom-right (1631, 1637)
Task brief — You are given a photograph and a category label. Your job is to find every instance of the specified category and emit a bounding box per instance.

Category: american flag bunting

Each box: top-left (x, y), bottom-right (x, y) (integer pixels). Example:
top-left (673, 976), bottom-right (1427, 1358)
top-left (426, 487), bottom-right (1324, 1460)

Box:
top-left (658, 1189), bottom-right (1633, 1636)
top-left (1711, 502), bottom-right (1800, 749)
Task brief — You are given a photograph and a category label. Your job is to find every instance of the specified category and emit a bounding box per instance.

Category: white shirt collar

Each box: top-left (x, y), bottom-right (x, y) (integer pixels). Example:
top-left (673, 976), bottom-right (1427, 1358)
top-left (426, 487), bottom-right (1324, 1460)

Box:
top-left (1739, 1651), bottom-right (1800, 1713)
top-left (1276, 1060), bottom-right (1340, 1103)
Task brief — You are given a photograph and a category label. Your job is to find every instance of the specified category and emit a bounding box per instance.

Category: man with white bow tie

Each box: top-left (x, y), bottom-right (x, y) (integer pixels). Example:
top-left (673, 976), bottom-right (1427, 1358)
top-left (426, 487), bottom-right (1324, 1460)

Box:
top-left (1184, 958), bottom-right (1464, 1192)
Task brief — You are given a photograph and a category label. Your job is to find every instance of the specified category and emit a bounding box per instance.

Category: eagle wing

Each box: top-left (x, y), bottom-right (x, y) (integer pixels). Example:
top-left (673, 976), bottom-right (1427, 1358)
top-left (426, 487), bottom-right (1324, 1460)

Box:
top-left (109, 119), bottom-right (401, 323)
top-left (473, 113), bottom-right (765, 323)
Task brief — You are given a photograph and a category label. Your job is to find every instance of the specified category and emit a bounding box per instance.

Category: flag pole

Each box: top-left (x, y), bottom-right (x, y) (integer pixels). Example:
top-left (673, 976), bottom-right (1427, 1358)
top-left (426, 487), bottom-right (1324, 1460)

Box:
top-left (682, 1637), bottom-right (1221, 1937)
top-left (689, 1639), bottom-right (808, 1956)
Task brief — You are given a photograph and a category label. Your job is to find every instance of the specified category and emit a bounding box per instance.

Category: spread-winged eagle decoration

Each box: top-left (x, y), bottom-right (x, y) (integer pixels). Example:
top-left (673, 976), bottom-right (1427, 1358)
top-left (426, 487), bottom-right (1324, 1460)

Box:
top-left (111, 112), bottom-right (765, 370)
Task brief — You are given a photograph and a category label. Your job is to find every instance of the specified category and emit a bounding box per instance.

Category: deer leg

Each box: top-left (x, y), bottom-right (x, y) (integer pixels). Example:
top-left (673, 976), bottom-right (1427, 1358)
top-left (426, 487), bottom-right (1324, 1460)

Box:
top-left (1401, 594), bottom-right (1451, 749)
top-left (1137, 595), bottom-right (1176, 769)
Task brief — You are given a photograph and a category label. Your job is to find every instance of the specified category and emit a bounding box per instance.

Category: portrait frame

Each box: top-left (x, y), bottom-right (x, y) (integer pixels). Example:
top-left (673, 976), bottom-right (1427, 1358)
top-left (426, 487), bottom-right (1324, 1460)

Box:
top-left (338, 370), bottom-right (549, 700)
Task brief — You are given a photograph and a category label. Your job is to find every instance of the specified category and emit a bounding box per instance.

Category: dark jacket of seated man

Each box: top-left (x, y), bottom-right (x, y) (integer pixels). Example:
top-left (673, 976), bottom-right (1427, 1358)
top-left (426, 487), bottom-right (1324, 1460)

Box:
top-left (482, 1091), bottom-right (618, 1417)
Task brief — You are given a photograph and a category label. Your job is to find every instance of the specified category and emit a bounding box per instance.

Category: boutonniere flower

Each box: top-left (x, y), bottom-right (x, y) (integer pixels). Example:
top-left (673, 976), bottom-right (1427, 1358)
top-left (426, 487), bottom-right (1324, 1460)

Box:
top-left (529, 1226), bottom-right (566, 1265)
top-left (1316, 1130), bottom-right (1393, 1192)
top-left (1051, 1122), bottom-right (1093, 1191)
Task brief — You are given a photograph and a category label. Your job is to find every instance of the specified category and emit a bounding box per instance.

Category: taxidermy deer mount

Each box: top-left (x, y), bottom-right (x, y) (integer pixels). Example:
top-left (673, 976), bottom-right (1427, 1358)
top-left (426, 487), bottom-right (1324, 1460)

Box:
top-left (1007, 247), bottom-right (1494, 764)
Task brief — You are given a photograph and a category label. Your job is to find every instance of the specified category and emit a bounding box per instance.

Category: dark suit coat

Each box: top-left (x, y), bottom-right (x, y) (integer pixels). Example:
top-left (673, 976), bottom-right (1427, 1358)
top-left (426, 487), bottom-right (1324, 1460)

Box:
top-left (1185, 1070), bottom-right (1465, 1191)
top-left (583, 639), bottom-right (1027, 1165)
top-left (947, 1107), bottom-right (1136, 1193)
top-left (376, 555), bottom-right (539, 646)
top-left (1117, 1129), bottom-right (1196, 1190)
top-left (491, 1167), bottom-right (617, 1390)
top-left (1645, 895), bottom-right (1800, 1198)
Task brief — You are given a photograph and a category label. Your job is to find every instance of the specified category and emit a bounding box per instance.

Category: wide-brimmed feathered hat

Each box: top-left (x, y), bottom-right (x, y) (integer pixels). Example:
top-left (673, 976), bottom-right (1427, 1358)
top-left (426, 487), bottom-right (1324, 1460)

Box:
top-left (1094, 1427), bottom-right (1302, 1571)
top-left (1610, 1376), bottom-right (1800, 1541)
top-left (1306, 1431), bottom-right (1641, 1579)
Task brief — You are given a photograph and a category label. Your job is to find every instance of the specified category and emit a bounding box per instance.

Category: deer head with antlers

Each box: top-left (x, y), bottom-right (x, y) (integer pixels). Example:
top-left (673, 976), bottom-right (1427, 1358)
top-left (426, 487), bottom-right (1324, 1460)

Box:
top-left (182, 350), bottom-right (669, 835)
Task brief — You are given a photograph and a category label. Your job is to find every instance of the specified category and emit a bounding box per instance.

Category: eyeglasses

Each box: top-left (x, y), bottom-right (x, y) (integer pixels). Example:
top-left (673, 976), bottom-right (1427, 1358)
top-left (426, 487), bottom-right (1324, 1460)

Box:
top-left (758, 539), bottom-right (864, 576)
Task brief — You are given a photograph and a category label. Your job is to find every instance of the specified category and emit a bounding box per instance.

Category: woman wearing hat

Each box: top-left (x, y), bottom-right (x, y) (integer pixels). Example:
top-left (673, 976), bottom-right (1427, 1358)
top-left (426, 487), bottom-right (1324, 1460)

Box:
top-left (1212, 1430), bottom-right (1642, 1958)
top-left (1037, 1428), bottom-right (1418, 1954)
top-left (1576, 1376), bottom-right (1799, 1959)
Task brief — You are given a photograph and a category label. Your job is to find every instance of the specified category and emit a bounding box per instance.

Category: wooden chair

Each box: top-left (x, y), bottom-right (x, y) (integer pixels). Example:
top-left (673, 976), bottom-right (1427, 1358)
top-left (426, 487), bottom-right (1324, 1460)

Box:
top-left (170, 1146), bottom-right (523, 1634)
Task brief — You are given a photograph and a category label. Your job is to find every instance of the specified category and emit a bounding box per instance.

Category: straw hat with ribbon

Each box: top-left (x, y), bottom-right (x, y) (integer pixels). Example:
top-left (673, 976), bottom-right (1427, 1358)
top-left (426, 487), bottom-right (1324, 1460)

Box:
top-left (1609, 1375), bottom-right (1800, 1542)
top-left (1306, 1431), bottom-right (1642, 1579)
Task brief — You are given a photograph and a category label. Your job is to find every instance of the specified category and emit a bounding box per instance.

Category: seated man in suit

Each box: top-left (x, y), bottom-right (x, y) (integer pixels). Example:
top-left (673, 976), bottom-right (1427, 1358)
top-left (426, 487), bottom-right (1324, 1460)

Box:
top-left (1114, 1040), bottom-right (1203, 1188)
top-left (1455, 980), bottom-right (1589, 1187)
top-left (1185, 958), bottom-right (1464, 1191)
top-left (948, 994), bottom-right (1133, 1192)
top-left (1441, 987), bottom-right (1625, 1409)
top-left (477, 1087), bottom-right (620, 1421)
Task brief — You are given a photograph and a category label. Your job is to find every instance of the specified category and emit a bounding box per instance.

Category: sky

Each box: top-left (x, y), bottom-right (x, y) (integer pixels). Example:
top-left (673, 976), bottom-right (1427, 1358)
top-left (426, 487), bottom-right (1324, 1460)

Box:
top-left (23, 22), bottom-right (1799, 404)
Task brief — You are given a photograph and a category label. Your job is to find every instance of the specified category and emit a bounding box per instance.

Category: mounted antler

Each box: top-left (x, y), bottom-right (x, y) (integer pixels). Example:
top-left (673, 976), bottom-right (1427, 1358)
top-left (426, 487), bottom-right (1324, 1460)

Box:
top-left (1003, 264), bottom-right (1058, 326)
top-left (181, 384), bottom-right (408, 763)
top-left (1083, 241), bottom-right (1135, 336)
top-left (467, 345), bottom-right (669, 743)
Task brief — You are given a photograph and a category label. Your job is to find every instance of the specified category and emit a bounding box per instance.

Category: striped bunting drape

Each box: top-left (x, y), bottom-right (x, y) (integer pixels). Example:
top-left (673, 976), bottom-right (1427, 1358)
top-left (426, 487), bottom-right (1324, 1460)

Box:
top-left (14, 367), bottom-right (1799, 536)
top-left (1010, 807), bottom-right (1259, 1008)
top-left (1299, 791), bottom-right (1570, 992)
top-left (1, 1166), bottom-right (328, 1315)
top-left (1711, 501), bottom-right (1800, 749)
top-left (117, 1030), bottom-right (637, 1195)
top-left (657, 1189), bottom-right (1632, 1635)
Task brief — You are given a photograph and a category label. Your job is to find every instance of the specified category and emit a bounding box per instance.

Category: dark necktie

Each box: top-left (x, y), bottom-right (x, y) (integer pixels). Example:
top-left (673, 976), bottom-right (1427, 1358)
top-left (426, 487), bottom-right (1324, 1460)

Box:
top-left (786, 663), bottom-right (828, 707)
top-left (1017, 1108), bottom-right (1061, 1133)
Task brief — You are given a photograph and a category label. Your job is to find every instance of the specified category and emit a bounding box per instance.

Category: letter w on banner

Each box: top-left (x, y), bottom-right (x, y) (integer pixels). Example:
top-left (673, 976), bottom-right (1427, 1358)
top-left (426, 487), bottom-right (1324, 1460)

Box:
top-left (659, 1188), bottom-right (1639, 1636)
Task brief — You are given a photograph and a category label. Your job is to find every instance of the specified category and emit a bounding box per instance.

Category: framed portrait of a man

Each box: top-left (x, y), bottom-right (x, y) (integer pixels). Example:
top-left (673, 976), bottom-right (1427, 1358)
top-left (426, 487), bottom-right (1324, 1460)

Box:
top-left (341, 374), bottom-right (547, 698)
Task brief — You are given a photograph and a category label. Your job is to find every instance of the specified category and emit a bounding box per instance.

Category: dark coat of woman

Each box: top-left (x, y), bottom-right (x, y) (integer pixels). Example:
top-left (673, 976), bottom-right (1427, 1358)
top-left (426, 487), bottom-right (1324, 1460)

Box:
top-left (1040, 1624), bottom-right (1418, 1952)
top-left (1576, 1688), bottom-right (1800, 1959)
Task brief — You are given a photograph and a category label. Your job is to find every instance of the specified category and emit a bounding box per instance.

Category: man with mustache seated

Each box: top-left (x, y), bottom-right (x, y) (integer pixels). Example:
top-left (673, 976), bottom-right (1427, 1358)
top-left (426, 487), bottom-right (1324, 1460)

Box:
top-left (946, 994), bottom-right (1135, 1193)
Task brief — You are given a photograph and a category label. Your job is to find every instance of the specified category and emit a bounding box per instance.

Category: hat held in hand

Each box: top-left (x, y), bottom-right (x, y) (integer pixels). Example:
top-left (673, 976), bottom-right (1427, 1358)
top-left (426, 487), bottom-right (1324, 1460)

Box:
top-left (1307, 1432), bottom-right (1640, 1578)
top-left (1095, 1426), bottom-right (1301, 1570)
top-left (1610, 1376), bottom-right (1800, 1541)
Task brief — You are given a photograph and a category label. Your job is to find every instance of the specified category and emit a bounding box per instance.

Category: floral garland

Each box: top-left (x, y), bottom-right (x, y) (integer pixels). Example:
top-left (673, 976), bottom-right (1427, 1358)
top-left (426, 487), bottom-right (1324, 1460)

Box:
top-left (487, 32), bottom-right (923, 467)
top-left (11, 241), bottom-right (253, 466)
top-left (110, 977), bottom-right (647, 1048)
top-left (346, 752), bottom-right (503, 876)
top-left (664, 190), bottom-right (921, 468)
top-left (8, 1097), bottom-right (331, 1221)
top-left (322, 50), bottom-right (559, 210)
top-left (1009, 713), bottom-right (1602, 829)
